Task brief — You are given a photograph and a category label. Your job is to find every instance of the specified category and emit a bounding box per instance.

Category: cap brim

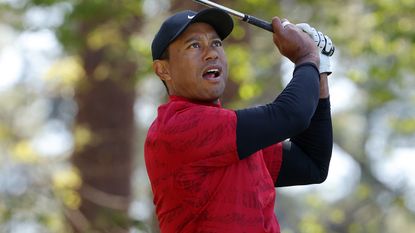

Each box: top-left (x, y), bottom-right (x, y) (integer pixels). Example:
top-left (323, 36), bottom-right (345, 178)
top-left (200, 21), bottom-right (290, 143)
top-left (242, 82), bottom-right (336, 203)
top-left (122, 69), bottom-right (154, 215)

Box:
top-left (169, 8), bottom-right (233, 47)
top-left (189, 8), bottom-right (234, 40)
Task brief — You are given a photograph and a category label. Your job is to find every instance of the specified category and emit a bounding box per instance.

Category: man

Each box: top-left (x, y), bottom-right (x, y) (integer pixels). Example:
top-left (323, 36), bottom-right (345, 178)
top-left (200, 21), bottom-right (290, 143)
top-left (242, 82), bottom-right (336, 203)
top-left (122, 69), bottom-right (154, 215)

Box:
top-left (145, 8), bottom-right (333, 233)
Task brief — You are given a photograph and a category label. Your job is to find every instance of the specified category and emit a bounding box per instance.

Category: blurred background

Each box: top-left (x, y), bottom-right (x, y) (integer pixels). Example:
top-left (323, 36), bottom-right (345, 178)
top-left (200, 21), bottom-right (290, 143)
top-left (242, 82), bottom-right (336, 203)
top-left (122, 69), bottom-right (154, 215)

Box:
top-left (0, 0), bottom-right (414, 232)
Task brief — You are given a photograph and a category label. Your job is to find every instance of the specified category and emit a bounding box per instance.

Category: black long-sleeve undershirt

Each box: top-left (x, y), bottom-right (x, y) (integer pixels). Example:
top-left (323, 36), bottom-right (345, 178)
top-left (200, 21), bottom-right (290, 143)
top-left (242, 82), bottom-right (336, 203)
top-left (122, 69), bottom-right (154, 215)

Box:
top-left (276, 98), bottom-right (332, 187)
top-left (235, 63), bottom-right (333, 186)
top-left (236, 62), bottom-right (320, 158)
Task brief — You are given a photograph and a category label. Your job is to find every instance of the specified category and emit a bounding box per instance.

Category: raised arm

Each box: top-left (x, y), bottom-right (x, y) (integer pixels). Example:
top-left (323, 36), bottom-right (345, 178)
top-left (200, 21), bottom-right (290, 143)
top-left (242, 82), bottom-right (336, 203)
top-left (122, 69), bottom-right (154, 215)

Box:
top-left (235, 17), bottom-right (320, 159)
top-left (276, 73), bottom-right (333, 187)
top-left (275, 22), bottom-right (335, 186)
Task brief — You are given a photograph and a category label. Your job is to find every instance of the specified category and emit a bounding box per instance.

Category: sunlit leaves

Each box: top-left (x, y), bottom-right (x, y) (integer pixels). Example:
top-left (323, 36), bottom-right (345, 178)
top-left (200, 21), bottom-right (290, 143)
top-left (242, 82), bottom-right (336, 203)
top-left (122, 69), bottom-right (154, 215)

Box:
top-left (239, 82), bottom-right (261, 100)
top-left (390, 117), bottom-right (415, 135)
top-left (53, 167), bottom-right (81, 190)
top-left (46, 56), bottom-right (84, 86)
top-left (11, 141), bottom-right (39, 163)
top-left (224, 44), bottom-right (266, 101)
top-left (0, 124), bottom-right (11, 141)
top-left (73, 125), bottom-right (92, 153)
top-left (87, 23), bottom-right (123, 51)
top-left (53, 167), bottom-right (82, 209)
top-left (356, 184), bottom-right (371, 200)
top-left (231, 23), bottom-right (246, 41)
top-left (92, 63), bottom-right (111, 80)
top-left (299, 214), bottom-right (325, 233)
top-left (368, 33), bottom-right (387, 55)
top-left (232, 0), bottom-right (280, 20)
top-left (329, 208), bottom-right (346, 224)
top-left (347, 69), bottom-right (367, 85)
top-left (226, 44), bottom-right (254, 84)
top-left (32, 0), bottom-right (66, 5)
top-left (57, 0), bottom-right (143, 53)
top-left (130, 36), bottom-right (152, 74)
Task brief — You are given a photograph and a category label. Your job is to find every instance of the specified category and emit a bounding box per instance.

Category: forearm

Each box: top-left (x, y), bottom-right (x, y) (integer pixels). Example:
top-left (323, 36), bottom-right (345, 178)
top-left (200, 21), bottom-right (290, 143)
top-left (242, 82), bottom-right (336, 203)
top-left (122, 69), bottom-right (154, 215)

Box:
top-left (291, 98), bottom-right (332, 180)
top-left (319, 73), bottom-right (329, 98)
top-left (276, 98), bottom-right (333, 186)
top-left (236, 63), bottom-right (320, 159)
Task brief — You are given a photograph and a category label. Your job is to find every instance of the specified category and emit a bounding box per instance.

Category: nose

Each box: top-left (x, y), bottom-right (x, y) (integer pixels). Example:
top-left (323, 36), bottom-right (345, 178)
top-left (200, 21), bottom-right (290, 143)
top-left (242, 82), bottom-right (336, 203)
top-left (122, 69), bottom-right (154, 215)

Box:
top-left (204, 46), bottom-right (219, 61)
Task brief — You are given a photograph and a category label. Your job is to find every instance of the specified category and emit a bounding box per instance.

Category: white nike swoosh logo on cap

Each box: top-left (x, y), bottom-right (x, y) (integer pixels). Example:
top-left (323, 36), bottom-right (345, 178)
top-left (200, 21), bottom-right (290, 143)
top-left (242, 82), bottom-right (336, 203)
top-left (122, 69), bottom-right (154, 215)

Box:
top-left (187, 15), bottom-right (195, 19)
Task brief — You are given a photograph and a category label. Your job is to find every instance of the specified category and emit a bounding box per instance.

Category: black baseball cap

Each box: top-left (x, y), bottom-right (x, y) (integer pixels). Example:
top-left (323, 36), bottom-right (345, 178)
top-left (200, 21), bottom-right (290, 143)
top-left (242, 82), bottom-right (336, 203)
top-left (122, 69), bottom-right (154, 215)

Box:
top-left (151, 8), bottom-right (234, 61)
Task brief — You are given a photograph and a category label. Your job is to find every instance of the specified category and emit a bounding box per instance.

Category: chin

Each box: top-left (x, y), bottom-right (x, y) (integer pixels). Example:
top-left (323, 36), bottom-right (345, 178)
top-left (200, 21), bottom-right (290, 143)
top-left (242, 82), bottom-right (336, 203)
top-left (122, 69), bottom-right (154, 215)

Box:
top-left (206, 93), bottom-right (223, 103)
top-left (197, 85), bottom-right (226, 102)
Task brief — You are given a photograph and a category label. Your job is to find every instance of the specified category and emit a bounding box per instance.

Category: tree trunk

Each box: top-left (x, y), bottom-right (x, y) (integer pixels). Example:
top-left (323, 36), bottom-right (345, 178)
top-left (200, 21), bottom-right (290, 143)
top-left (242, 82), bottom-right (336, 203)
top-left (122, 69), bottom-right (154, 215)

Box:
top-left (62, 3), bottom-right (142, 232)
top-left (69, 61), bottom-right (136, 233)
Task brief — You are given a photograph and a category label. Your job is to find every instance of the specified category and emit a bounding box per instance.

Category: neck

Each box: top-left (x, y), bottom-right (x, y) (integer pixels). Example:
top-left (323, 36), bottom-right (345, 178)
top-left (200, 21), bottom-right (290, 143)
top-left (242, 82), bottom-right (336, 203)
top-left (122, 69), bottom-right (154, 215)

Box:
top-left (169, 95), bottom-right (221, 107)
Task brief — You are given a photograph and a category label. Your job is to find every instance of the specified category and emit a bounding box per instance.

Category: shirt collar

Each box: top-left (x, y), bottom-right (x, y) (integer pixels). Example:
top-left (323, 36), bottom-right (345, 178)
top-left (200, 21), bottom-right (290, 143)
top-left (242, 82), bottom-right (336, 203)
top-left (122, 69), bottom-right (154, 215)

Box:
top-left (169, 95), bottom-right (222, 108)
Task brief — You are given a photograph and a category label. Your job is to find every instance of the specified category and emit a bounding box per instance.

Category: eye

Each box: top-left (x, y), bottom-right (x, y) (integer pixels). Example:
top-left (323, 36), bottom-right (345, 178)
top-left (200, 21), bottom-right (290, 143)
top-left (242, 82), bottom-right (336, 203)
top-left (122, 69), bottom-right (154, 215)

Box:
top-left (212, 40), bottom-right (223, 47)
top-left (189, 42), bottom-right (200, 49)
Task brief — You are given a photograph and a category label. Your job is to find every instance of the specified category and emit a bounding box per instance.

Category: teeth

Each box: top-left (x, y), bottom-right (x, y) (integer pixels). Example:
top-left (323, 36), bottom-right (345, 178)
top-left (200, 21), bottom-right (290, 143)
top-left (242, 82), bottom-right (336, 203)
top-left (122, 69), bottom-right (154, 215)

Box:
top-left (207, 69), bottom-right (219, 73)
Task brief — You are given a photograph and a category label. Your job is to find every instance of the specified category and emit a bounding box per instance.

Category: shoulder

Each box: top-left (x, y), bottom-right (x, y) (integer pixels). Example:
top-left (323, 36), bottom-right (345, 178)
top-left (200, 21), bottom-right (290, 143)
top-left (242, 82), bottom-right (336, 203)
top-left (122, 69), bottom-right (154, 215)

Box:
top-left (161, 100), bottom-right (236, 127)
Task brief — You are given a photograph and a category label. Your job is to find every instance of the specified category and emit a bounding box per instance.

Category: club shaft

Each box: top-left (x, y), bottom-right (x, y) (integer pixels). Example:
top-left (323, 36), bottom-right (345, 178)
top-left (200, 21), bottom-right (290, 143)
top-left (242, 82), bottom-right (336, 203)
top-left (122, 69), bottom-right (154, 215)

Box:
top-left (193, 0), bottom-right (274, 32)
top-left (193, 0), bottom-right (245, 19)
top-left (193, 0), bottom-right (335, 56)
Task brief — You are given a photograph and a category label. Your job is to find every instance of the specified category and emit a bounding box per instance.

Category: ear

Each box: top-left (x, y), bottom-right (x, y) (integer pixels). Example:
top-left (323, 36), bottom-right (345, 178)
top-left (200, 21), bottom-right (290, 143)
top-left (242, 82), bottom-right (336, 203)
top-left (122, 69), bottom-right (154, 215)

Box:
top-left (153, 60), bottom-right (171, 82)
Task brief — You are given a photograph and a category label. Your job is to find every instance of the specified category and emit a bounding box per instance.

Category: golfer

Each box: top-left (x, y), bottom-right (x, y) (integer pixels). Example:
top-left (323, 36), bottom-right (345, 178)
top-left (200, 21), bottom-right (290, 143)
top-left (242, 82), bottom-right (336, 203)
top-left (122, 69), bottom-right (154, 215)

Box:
top-left (145, 8), bottom-right (333, 233)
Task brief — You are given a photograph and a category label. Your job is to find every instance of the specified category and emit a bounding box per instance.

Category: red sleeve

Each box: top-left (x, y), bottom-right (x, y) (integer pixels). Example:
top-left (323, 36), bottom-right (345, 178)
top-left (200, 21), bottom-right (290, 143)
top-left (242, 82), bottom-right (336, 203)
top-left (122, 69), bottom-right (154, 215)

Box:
top-left (262, 142), bottom-right (283, 184)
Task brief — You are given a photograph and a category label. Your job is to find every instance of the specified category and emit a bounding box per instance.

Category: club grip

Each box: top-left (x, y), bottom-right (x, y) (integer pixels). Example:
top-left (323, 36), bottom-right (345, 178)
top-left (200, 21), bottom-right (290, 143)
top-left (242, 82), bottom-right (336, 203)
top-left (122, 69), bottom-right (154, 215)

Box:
top-left (243, 15), bottom-right (274, 33)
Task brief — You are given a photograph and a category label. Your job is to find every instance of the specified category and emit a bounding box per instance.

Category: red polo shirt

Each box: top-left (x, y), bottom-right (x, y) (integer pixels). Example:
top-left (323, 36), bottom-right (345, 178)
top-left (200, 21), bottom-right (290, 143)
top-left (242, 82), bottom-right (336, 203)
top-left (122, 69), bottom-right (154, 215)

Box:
top-left (145, 96), bottom-right (283, 233)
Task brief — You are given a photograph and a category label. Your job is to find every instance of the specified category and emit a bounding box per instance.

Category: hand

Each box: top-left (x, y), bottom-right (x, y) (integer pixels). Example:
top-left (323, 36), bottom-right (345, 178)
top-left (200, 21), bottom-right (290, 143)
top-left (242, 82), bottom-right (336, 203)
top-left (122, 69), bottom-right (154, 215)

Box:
top-left (271, 17), bottom-right (319, 67)
top-left (296, 23), bottom-right (334, 75)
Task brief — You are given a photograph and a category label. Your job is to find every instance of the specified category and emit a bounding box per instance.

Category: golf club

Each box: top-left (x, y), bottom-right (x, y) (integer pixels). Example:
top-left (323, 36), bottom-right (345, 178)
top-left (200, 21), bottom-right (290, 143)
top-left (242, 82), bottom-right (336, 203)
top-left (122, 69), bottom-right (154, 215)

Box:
top-left (193, 0), bottom-right (335, 56)
top-left (193, 0), bottom-right (274, 32)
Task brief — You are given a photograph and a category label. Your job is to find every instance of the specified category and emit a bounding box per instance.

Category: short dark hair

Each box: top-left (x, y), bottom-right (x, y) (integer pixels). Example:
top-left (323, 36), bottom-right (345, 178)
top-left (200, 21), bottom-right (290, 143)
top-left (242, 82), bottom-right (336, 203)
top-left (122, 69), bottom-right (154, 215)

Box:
top-left (159, 49), bottom-right (169, 60)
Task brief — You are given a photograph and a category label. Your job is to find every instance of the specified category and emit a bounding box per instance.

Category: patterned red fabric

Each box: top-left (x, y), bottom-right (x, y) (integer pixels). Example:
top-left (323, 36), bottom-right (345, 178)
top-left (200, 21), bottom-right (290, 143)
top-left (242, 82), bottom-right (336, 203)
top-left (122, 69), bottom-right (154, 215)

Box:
top-left (145, 96), bottom-right (283, 233)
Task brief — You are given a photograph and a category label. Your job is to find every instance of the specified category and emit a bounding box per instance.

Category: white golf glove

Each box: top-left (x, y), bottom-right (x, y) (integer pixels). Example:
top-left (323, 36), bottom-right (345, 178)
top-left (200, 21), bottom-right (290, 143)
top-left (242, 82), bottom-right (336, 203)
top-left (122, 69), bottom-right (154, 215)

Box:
top-left (296, 23), bottom-right (334, 75)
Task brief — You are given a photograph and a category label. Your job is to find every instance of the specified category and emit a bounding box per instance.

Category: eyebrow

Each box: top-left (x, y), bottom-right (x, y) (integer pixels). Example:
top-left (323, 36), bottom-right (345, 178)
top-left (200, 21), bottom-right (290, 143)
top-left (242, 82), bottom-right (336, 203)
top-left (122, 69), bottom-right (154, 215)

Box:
top-left (183, 34), bottom-right (221, 44)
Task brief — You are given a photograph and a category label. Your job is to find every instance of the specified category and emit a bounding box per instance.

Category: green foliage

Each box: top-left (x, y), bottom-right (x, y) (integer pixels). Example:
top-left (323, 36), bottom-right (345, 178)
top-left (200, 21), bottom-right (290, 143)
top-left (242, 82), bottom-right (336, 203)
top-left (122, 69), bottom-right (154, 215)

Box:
top-left (31, 0), bottom-right (62, 5)
top-left (57, 0), bottom-right (142, 52)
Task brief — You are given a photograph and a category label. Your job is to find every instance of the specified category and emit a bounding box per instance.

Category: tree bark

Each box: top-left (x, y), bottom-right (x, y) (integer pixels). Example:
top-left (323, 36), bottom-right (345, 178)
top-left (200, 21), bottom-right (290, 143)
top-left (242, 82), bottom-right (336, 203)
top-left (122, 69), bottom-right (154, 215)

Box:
top-left (65, 4), bottom-right (142, 233)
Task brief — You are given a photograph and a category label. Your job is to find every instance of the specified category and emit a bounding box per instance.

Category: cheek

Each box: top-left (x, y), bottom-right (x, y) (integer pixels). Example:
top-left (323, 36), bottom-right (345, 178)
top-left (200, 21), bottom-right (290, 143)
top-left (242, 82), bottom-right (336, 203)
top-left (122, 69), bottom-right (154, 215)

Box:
top-left (221, 55), bottom-right (229, 78)
top-left (169, 58), bottom-right (200, 88)
top-left (176, 61), bottom-right (198, 80)
top-left (178, 56), bottom-right (201, 77)
top-left (218, 48), bottom-right (227, 63)
top-left (169, 56), bottom-right (188, 75)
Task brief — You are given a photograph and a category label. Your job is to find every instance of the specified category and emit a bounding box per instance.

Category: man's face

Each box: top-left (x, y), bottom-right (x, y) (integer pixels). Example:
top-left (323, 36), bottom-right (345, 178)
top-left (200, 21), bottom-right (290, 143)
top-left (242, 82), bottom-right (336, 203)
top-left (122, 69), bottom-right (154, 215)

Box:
top-left (159, 23), bottom-right (228, 102)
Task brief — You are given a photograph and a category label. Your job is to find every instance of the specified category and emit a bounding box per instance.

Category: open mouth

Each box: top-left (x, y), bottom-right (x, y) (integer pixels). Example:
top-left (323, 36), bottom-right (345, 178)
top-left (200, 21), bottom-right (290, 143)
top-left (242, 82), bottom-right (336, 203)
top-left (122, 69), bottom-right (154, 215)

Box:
top-left (202, 67), bottom-right (221, 80)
